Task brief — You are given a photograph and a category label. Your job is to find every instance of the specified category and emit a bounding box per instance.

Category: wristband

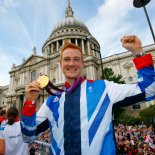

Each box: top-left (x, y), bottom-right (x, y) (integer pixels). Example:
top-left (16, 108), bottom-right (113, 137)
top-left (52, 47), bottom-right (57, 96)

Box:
top-left (133, 51), bottom-right (146, 58)
top-left (25, 100), bottom-right (36, 105)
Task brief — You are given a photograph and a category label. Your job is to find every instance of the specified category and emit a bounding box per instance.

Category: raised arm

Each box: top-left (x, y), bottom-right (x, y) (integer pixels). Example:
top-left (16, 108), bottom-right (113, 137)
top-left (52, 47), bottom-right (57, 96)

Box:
top-left (21, 80), bottom-right (49, 143)
top-left (121, 35), bottom-right (143, 54)
top-left (107, 35), bottom-right (155, 107)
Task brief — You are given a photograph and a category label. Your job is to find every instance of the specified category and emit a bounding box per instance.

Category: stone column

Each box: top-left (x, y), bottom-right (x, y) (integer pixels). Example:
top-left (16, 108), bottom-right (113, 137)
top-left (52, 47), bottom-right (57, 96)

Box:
top-left (87, 41), bottom-right (91, 55)
top-left (51, 44), bottom-right (53, 53)
top-left (22, 72), bottom-right (24, 85)
top-left (92, 44), bottom-right (95, 57)
top-left (56, 41), bottom-right (59, 52)
top-left (75, 39), bottom-right (78, 45)
top-left (82, 40), bottom-right (85, 54)
top-left (9, 76), bottom-right (13, 92)
top-left (20, 73), bottom-right (22, 86)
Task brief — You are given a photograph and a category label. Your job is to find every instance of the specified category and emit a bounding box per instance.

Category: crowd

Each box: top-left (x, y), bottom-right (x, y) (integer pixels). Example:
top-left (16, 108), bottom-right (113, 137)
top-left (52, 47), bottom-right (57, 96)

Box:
top-left (29, 129), bottom-right (51, 155)
top-left (115, 124), bottom-right (155, 155)
top-left (1, 107), bottom-right (155, 155)
top-left (28, 123), bottom-right (155, 155)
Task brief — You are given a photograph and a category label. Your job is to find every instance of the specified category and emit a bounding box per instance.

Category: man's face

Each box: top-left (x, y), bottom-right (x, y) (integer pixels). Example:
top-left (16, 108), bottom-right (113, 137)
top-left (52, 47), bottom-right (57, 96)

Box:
top-left (60, 48), bottom-right (84, 82)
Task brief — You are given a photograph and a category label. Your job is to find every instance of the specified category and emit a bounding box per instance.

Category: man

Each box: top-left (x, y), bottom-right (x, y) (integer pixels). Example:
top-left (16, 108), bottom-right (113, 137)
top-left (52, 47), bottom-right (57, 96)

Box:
top-left (21, 35), bottom-right (155, 155)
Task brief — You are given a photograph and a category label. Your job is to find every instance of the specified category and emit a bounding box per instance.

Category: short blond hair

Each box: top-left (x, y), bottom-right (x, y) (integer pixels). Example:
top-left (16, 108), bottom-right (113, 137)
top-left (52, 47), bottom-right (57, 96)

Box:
top-left (60, 42), bottom-right (83, 62)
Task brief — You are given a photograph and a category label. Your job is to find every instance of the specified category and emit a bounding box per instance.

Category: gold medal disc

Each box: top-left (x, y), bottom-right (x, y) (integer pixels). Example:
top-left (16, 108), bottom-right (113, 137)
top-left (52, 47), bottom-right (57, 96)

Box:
top-left (37, 75), bottom-right (49, 88)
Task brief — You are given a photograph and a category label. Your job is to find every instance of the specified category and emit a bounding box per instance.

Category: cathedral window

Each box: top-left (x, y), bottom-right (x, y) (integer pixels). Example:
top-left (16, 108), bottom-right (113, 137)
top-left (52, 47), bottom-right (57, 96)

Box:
top-left (31, 70), bottom-right (37, 82)
top-left (128, 76), bottom-right (133, 82)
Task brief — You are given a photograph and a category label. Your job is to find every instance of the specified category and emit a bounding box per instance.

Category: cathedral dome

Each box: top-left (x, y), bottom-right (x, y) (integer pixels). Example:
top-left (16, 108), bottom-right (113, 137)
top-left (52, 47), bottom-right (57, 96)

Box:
top-left (52, 16), bottom-right (89, 33)
top-left (42, 0), bottom-right (100, 58)
top-left (49, 1), bottom-right (90, 39)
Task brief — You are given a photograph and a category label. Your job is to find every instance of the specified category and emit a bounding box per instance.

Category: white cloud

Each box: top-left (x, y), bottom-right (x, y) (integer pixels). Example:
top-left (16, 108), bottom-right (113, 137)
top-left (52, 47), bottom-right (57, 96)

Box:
top-left (86, 0), bottom-right (155, 57)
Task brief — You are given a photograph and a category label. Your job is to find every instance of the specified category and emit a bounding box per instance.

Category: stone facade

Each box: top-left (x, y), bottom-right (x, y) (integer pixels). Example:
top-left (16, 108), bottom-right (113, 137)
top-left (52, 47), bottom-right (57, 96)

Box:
top-left (0, 1), bottom-right (155, 115)
top-left (0, 85), bottom-right (9, 109)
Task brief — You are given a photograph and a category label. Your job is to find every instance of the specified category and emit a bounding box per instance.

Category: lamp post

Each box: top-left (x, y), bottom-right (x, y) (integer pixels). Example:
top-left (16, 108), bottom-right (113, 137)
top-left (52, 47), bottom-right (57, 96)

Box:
top-left (86, 36), bottom-right (104, 78)
top-left (133, 0), bottom-right (155, 43)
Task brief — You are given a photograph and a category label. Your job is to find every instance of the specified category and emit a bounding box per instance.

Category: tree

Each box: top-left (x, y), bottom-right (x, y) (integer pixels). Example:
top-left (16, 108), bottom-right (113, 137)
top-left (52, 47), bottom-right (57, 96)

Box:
top-left (102, 68), bottom-right (125, 84)
top-left (139, 105), bottom-right (155, 127)
top-left (113, 110), bottom-right (142, 125)
top-left (101, 67), bottom-right (125, 125)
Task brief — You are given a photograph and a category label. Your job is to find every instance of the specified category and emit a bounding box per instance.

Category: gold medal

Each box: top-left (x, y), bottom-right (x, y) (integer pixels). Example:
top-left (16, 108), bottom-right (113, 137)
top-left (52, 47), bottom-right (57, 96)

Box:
top-left (37, 75), bottom-right (64, 95)
top-left (37, 75), bottom-right (49, 88)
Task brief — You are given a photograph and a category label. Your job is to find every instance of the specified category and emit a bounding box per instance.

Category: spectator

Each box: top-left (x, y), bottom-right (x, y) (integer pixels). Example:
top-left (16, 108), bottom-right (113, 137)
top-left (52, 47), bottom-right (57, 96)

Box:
top-left (29, 143), bottom-right (36, 155)
top-left (114, 124), bottom-right (155, 154)
top-left (0, 110), bottom-right (6, 126)
top-left (0, 107), bottom-right (28, 155)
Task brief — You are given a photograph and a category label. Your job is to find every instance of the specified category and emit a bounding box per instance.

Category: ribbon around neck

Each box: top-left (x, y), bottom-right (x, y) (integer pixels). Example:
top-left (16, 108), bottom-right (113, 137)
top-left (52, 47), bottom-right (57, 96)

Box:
top-left (45, 76), bottom-right (83, 96)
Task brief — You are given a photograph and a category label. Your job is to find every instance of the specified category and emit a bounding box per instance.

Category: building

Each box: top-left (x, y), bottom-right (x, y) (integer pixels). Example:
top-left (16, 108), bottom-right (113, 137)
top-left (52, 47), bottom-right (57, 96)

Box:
top-left (0, 85), bottom-right (9, 109)
top-left (6, 1), bottom-right (101, 112)
top-left (0, 1), bottom-right (155, 115)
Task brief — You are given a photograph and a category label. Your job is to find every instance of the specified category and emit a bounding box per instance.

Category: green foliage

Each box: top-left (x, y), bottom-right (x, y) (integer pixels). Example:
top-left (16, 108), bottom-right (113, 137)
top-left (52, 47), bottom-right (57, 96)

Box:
top-left (114, 110), bottom-right (142, 126)
top-left (102, 67), bottom-right (126, 124)
top-left (139, 105), bottom-right (155, 126)
top-left (114, 105), bottom-right (155, 126)
top-left (102, 68), bottom-right (125, 84)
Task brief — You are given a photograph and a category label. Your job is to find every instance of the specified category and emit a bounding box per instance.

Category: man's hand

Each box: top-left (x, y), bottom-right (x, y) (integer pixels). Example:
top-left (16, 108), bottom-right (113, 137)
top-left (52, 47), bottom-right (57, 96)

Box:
top-left (121, 35), bottom-right (143, 54)
top-left (25, 81), bottom-right (41, 101)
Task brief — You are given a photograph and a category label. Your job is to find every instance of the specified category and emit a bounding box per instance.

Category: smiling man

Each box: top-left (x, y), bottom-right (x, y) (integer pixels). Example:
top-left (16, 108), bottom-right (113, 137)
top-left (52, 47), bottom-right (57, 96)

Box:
top-left (21, 35), bottom-right (155, 155)
top-left (60, 43), bottom-right (84, 84)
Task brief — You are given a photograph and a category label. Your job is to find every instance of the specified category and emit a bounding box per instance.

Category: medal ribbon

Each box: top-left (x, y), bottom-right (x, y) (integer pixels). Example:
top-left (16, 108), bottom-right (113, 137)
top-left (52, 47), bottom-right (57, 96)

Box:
top-left (45, 76), bottom-right (83, 96)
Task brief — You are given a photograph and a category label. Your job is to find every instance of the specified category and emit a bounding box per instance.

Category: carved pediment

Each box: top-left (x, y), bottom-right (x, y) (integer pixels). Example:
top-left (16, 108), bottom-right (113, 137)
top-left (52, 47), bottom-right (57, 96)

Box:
top-left (20, 55), bottom-right (44, 68)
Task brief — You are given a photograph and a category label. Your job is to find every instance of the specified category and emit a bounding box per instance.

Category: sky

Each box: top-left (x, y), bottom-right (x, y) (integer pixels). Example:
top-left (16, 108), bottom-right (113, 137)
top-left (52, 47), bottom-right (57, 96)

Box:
top-left (0, 0), bottom-right (155, 86)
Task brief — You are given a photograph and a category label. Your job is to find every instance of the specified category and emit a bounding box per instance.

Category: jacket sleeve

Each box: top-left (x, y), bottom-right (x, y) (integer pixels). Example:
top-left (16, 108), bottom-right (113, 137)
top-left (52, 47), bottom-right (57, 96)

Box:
top-left (21, 99), bottom-right (50, 143)
top-left (105, 54), bottom-right (155, 108)
top-left (0, 138), bottom-right (5, 155)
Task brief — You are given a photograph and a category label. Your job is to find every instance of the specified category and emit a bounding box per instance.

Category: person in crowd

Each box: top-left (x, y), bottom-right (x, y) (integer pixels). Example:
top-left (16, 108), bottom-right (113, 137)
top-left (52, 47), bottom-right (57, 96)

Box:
top-left (0, 110), bottom-right (6, 126)
top-left (29, 143), bottom-right (36, 155)
top-left (0, 107), bottom-right (28, 155)
top-left (115, 124), bottom-right (155, 154)
top-left (21, 35), bottom-right (155, 155)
